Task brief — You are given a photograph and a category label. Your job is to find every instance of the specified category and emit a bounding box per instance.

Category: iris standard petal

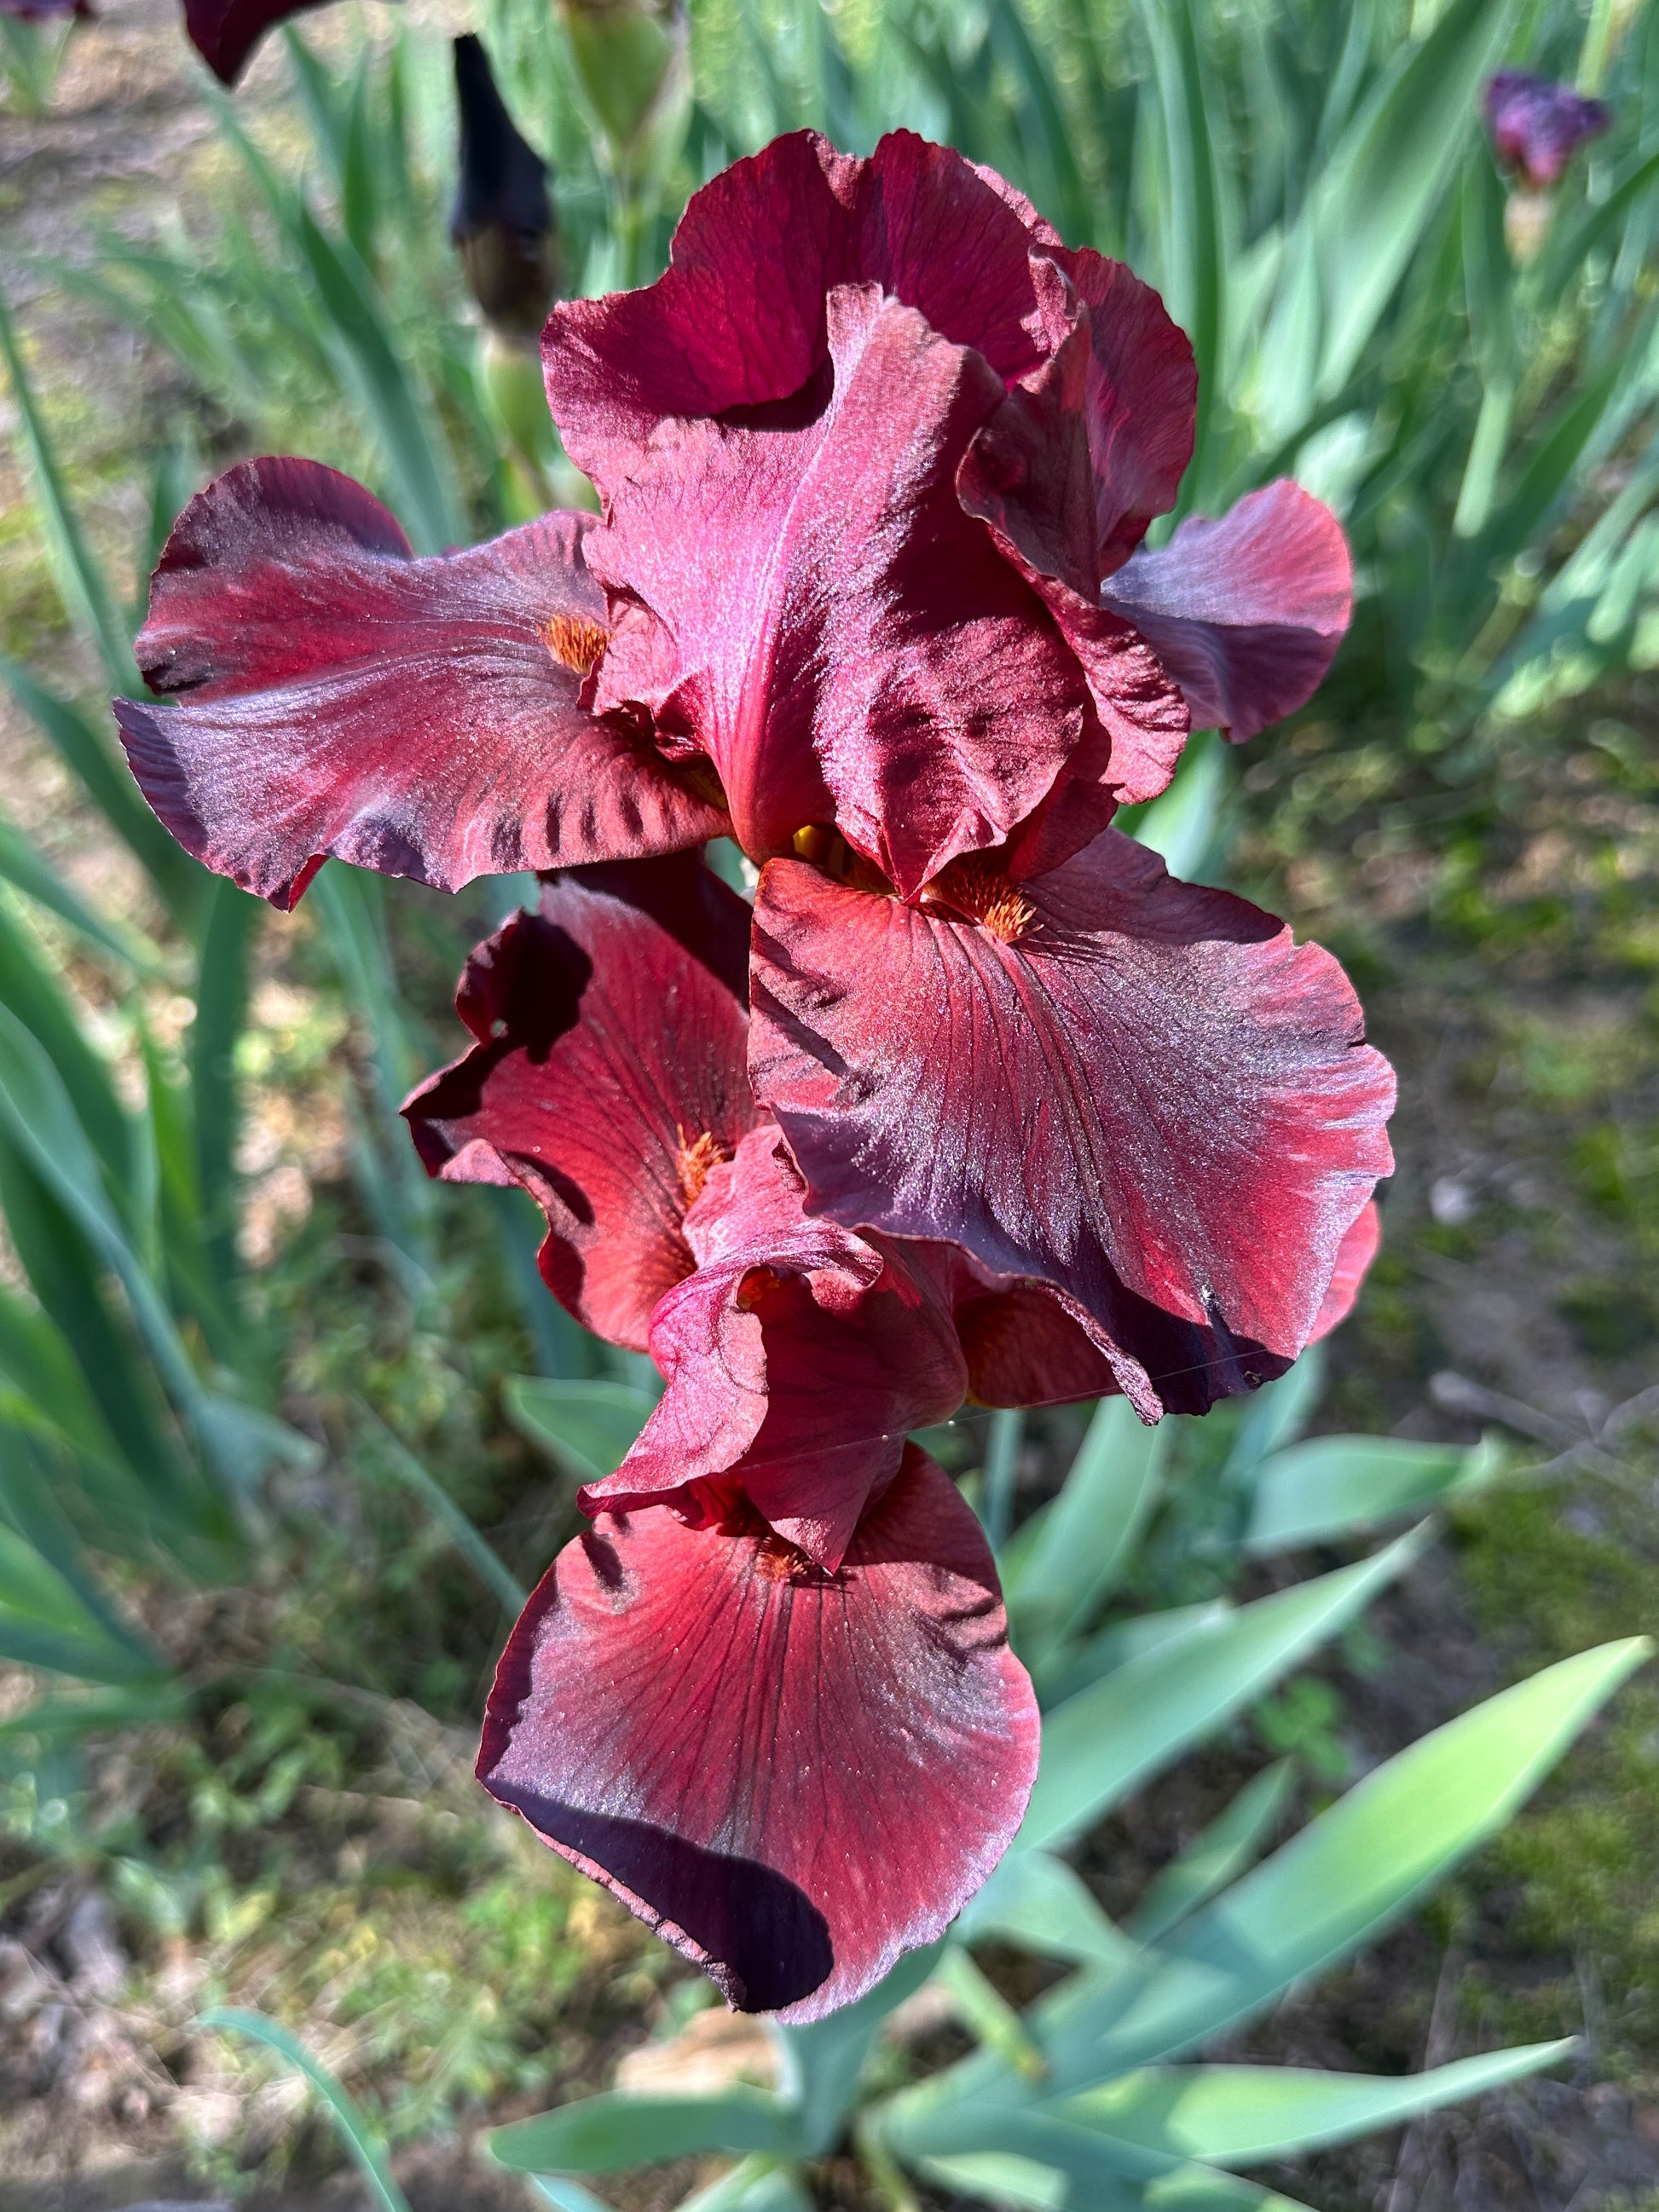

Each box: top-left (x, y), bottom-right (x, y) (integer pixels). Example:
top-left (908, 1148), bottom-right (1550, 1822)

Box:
top-left (588, 284), bottom-right (1090, 892)
top-left (957, 247), bottom-right (1197, 593)
top-left (1100, 479), bottom-right (1354, 742)
top-left (402, 857), bottom-right (756, 1349)
top-left (542, 128), bottom-right (1059, 492)
top-left (749, 832), bottom-right (1395, 1403)
top-left (477, 1444), bottom-right (1039, 2019)
top-left (117, 457), bottom-right (725, 909)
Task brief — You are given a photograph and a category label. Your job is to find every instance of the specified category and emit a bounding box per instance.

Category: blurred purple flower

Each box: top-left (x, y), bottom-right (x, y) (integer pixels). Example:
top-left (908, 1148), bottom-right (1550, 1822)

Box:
top-left (0, 0), bottom-right (92, 20)
top-left (1484, 69), bottom-right (1611, 189)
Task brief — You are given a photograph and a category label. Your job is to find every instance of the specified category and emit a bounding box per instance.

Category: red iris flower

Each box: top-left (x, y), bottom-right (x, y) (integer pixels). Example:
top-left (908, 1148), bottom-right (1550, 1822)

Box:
top-left (1484, 69), bottom-right (1611, 189)
top-left (403, 858), bottom-right (1040, 2016)
top-left (117, 130), bottom-right (1393, 1416)
top-left (402, 856), bottom-right (1373, 2013)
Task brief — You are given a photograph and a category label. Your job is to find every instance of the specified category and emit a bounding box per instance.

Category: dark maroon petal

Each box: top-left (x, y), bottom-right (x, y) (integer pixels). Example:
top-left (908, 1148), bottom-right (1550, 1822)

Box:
top-left (584, 1129), bottom-right (967, 1568)
top-left (947, 1275), bottom-right (1289, 1418)
top-left (543, 130), bottom-right (1058, 494)
top-left (402, 857), bottom-right (757, 1349)
top-left (542, 132), bottom-right (856, 478)
top-left (477, 1444), bottom-right (1039, 2019)
top-left (182, 0), bottom-right (338, 84)
top-left (953, 1281), bottom-right (1119, 1408)
top-left (1058, 248), bottom-right (1198, 576)
top-left (957, 250), bottom-right (1196, 594)
top-left (905, 1240), bottom-right (1289, 1421)
top-left (749, 833), bottom-right (1395, 1400)
top-left (1484, 71), bottom-right (1611, 189)
top-left (998, 592), bottom-right (1190, 857)
top-left (116, 458), bottom-right (725, 909)
top-left (1100, 480), bottom-right (1353, 743)
top-left (588, 286), bottom-right (1090, 894)
top-left (1309, 1198), bottom-right (1381, 1343)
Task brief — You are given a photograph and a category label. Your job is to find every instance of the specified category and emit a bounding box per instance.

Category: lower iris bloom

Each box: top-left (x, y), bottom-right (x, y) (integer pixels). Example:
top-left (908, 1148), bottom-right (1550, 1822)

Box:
top-left (404, 858), bottom-right (1040, 2016)
top-left (401, 856), bottom-right (1376, 2012)
top-left (118, 129), bottom-right (1394, 1417)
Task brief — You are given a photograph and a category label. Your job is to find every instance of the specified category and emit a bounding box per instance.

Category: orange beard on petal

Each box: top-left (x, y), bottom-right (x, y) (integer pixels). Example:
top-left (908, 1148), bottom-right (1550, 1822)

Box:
top-left (543, 614), bottom-right (610, 678)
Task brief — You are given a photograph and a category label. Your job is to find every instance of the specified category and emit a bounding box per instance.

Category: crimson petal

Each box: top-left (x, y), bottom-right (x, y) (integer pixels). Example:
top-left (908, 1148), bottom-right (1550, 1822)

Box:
top-left (117, 458), bottom-right (725, 910)
top-left (402, 857), bottom-right (756, 1349)
top-left (478, 1444), bottom-right (1038, 2019)
top-left (1101, 480), bottom-right (1353, 742)
top-left (588, 285), bottom-right (1090, 894)
top-left (749, 832), bottom-right (1395, 1405)
top-left (1309, 1198), bottom-right (1381, 1343)
top-left (957, 249), bottom-right (1196, 596)
top-left (543, 130), bottom-right (1057, 493)
top-left (930, 1260), bottom-right (1291, 1419)
top-left (584, 1129), bottom-right (967, 1568)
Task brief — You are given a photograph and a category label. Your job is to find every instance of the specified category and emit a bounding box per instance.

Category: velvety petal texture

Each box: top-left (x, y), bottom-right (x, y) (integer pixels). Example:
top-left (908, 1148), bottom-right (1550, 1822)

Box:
top-left (551, 130), bottom-right (1223, 854)
top-left (590, 284), bottom-right (1091, 892)
top-left (1309, 1198), bottom-right (1381, 1343)
top-left (403, 858), bottom-right (756, 1349)
top-left (478, 1445), bottom-right (1039, 2019)
top-left (542, 130), bottom-right (1060, 486)
top-left (1100, 481), bottom-right (1354, 742)
top-left (118, 458), bottom-right (725, 909)
top-left (585, 1129), bottom-right (968, 1568)
top-left (749, 830), bottom-right (1395, 1410)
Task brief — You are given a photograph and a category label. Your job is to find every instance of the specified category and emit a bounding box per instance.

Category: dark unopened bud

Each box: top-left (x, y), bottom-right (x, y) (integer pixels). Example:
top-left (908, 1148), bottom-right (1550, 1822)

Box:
top-left (558, 0), bottom-right (689, 180)
top-left (451, 33), bottom-right (558, 340)
top-left (183, 0), bottom-right (337, 87)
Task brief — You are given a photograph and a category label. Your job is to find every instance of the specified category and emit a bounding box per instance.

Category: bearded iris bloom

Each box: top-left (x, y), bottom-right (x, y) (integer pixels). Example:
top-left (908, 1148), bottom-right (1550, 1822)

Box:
top-left (403, 858), bottom-right (1040, 2016)
top-left (118, 130), bottom-right (1393, 1419)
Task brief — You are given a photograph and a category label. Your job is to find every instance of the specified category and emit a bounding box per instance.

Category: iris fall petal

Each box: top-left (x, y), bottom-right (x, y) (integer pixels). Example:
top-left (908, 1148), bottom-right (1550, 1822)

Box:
top-left (477, 1443), bottom-right (1039, 2019)
top-left (403, 857), bottom-right (756, 1349)
top-left (749, 830), bottom-right (1395, 1403)
top-left (117, 458), bottom-right (725, 909)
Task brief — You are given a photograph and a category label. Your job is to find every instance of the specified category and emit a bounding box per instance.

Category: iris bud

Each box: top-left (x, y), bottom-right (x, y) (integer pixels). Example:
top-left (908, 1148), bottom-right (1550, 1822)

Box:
top-left (451, 32), bottom-right (558, 341)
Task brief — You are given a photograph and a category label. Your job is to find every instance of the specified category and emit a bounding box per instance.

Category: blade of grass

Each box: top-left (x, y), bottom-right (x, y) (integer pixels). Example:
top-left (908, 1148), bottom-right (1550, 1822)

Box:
top-left (0, 288), bottom-right (133, 690)
top-left (354, 1399), bottom-right (528, 1613)
top-left (198, 2007), bottom-right (412, 2212)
